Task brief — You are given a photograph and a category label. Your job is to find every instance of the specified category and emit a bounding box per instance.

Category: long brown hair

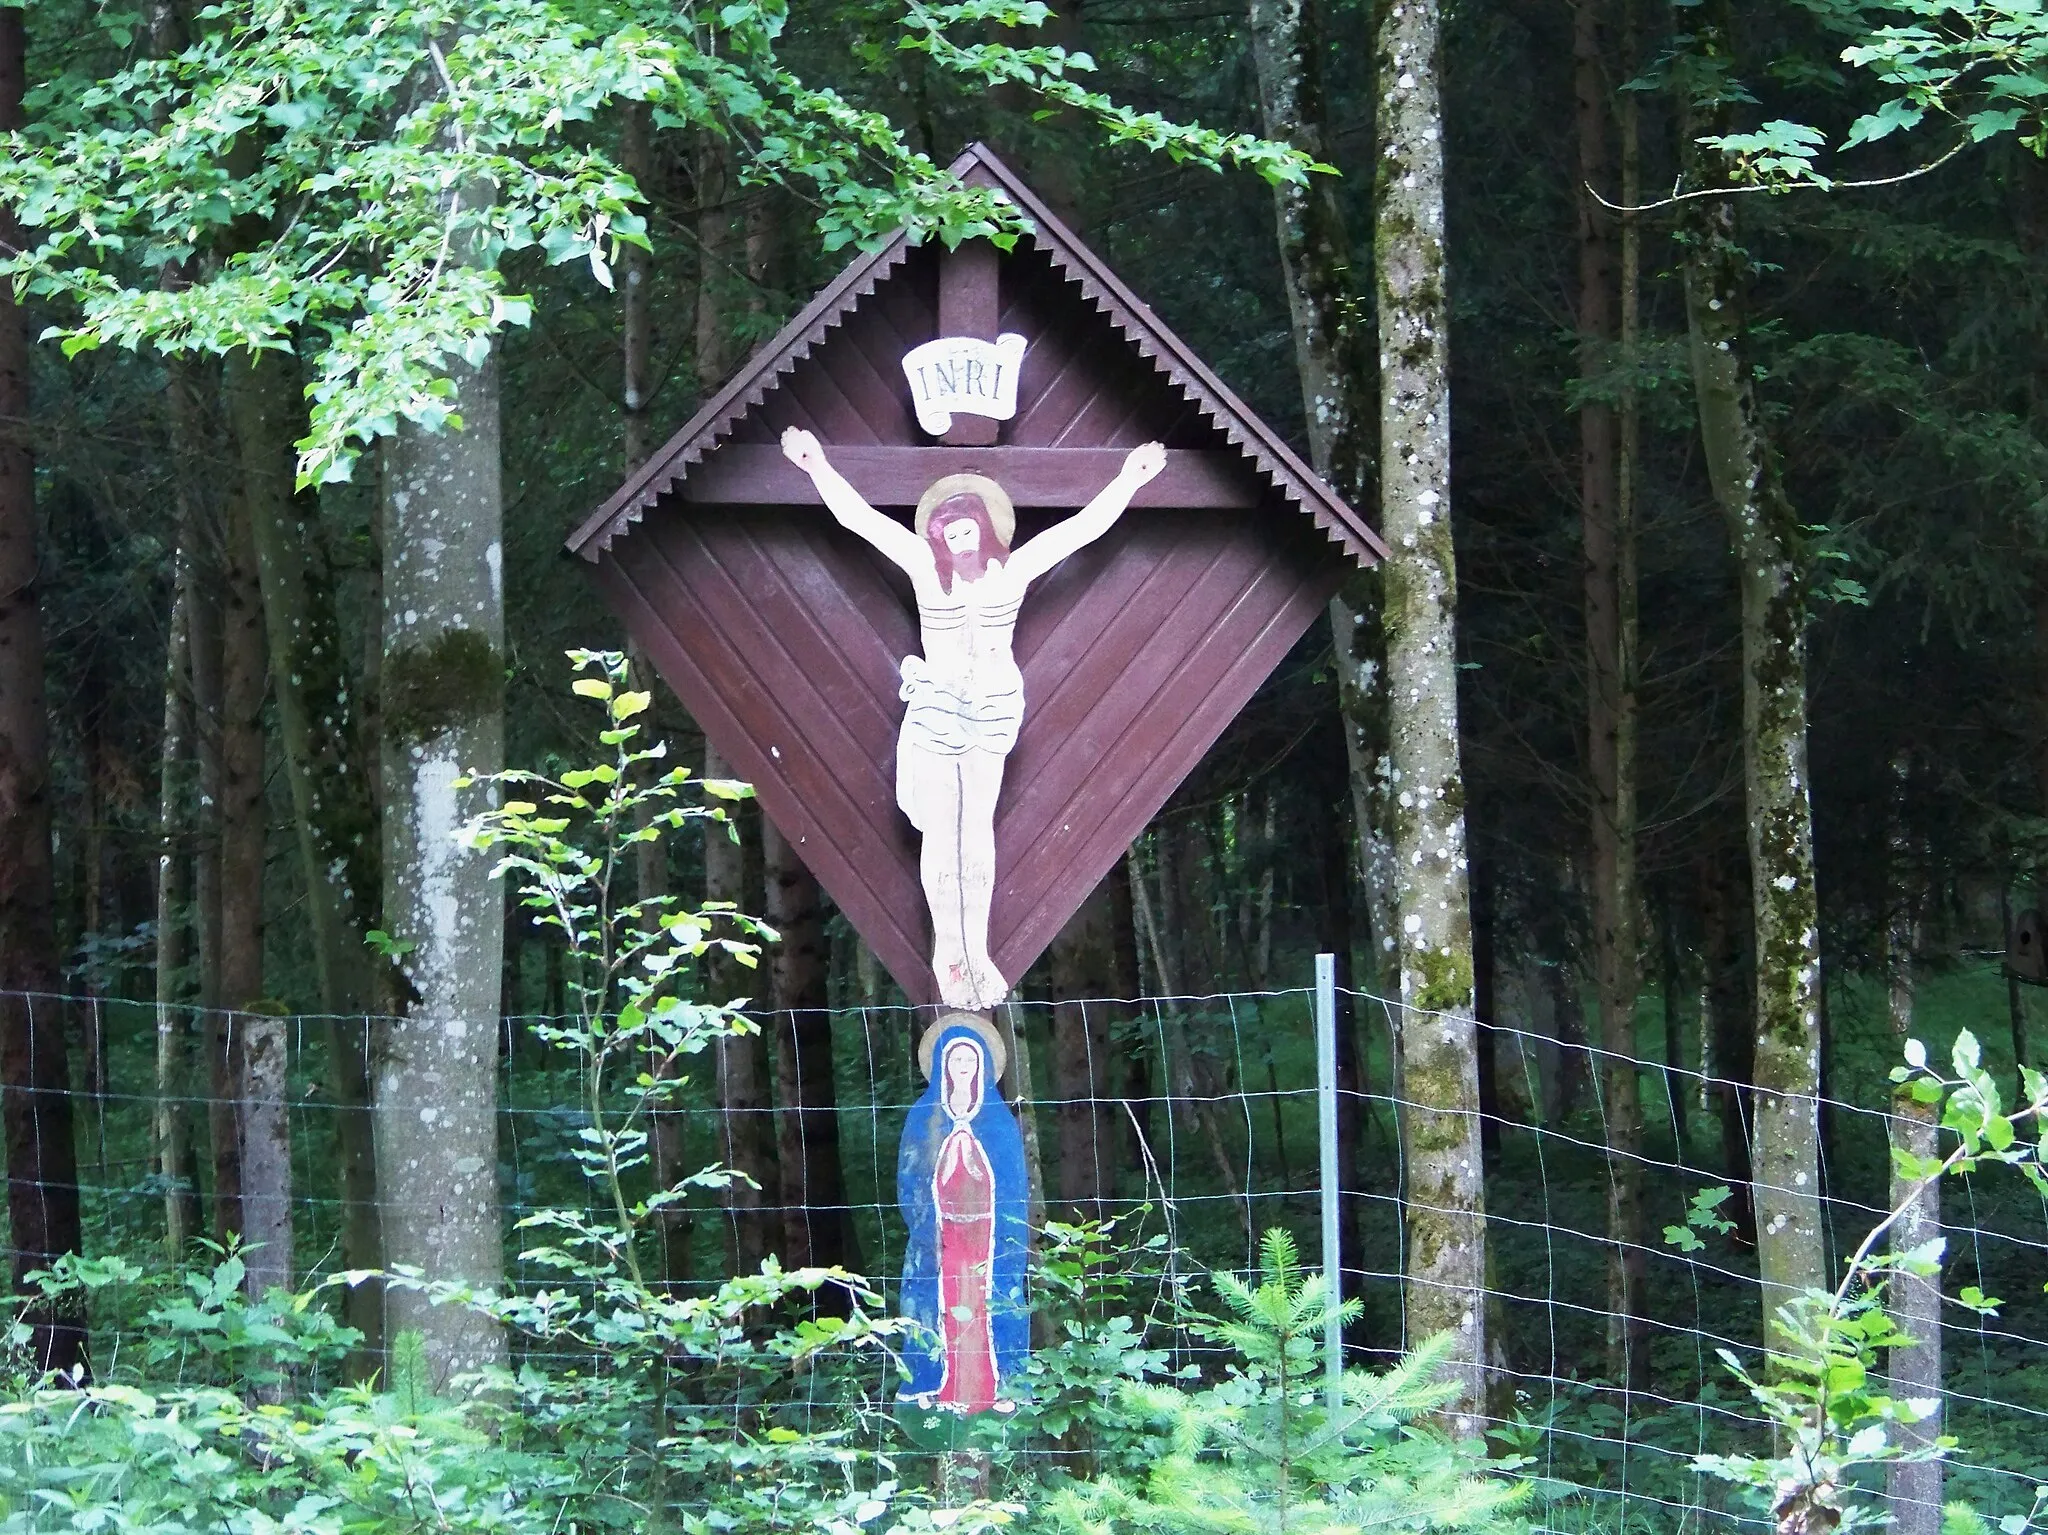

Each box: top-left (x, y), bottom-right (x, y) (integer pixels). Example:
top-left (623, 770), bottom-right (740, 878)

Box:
top-left (925, 494), bottom-right (1006, 591)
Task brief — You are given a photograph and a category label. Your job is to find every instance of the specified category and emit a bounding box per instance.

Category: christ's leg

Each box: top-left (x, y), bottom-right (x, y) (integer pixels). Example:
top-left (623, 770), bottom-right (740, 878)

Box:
top-left (905, 748), bottom-right (972, 1002)
top-left (956, 751), bottom-right (1008, 1009)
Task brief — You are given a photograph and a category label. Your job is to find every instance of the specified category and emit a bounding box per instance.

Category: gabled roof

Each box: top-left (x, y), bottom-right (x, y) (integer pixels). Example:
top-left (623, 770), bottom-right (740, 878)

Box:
top-left (566, 143), bottom-right (1384, 565)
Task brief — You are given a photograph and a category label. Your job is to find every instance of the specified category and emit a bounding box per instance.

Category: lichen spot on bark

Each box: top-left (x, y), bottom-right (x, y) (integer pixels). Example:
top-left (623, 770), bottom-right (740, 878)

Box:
top-left (383, 629), bottom-right (504, 745)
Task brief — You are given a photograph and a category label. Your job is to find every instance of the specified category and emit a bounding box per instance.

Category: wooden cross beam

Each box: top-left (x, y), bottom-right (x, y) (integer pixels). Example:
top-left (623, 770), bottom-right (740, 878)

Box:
top-left (674, 445), bottom-right (1261, 508)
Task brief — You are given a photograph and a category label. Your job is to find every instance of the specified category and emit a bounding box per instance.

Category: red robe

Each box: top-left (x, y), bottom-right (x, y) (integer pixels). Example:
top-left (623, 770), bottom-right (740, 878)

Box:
top-left (933, 1122), bottom-right (999, 1411)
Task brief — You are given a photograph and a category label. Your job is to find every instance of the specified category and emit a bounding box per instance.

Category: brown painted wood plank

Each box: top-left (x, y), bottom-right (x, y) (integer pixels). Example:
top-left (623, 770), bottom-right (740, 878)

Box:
top-left (816, 320), bottom-right (924, 444)
top-left (1007, 515), bottom-right (1231, 708)
top-left (999, 523), bottom-right (1259, 855)
top-left (617, 525), bottom-right (937, 1002)
top-left (594, 552), bottom-right (936, 1004)
top-left (773, 352), bottom-right (883, 445)
top-left (991, 547), bottom-right (1341, 979)
top-left (710, 520), bottom-right (908, 747)
top-left (671, 445), bottom-right (1259, 507)
top-left (635, 524), bottom-right (904, 848)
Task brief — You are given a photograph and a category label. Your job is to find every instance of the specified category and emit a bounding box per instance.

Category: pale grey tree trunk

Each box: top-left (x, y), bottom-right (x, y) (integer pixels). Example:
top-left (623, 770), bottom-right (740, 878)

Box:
top-left (1374, 0), bottom-right (1487, 1431)
top-left (1886, 763), bottom-right (1941, 1535)
top-left (1244, 0), bottom-right (1395, 1010)
top-left (376, 353), bottom-right (508, 1384)
top-left (1677, 4), bottom-right (1827, 1317)
top-left (1246, 0), bottom-right (1384, 1338)
top-left (239, 1008), bottom-right (293, 1296)
top-left (154, 571), bottom-right (200, 1257)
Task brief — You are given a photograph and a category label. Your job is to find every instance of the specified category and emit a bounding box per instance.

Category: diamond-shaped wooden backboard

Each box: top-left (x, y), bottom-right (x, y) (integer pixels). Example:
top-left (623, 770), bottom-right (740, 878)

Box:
top-left (569, 147), bottom-right (1383, 1006)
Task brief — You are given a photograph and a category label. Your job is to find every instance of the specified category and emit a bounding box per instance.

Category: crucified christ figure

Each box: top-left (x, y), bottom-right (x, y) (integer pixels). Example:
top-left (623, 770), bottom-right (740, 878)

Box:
top-left (781, 426), bottom-right (1166, 1011)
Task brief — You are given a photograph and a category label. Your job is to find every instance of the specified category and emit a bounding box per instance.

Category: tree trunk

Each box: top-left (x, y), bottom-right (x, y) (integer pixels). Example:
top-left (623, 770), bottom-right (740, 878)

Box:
top-left (1048, 877), bottom-right (1120, 1218)
top-left (695, 133), bottom-right (741, 390)
top-left (1701, 854), bottom-right (1759, 1245)
top-left (239, 1007), bottom-right (293, 1296)
top-left (223, 350), bottom-right (383, 1343)
top-left (211, 471), bottom-right (267, 1247)
top-left (155, 574), bottom-right (201, 1258)
top-left (376, 352), bottom-right (508, 1385)
top-left (1676, 11), bottom-right (1827, 1319)
top-left (1244, 0), bottom-right (1399, 1030)
top-left (1150, 822), bottom-right (1249, 1235)
top-left (1577, 0), bottom-right (1647, 1393)
top-left (1373, 0), bottom-right (1487, 1430)
top-left (765, 819), bottom-right (855, 1281)
top-left (1661, 903), bottom-right (1689, 1152)
top-left (185, 444), bottom-right (230, 1248)
top-left (706, 744), bottom-right (775, 1274)
top-left (0, 10), bottom-right (83, 1374)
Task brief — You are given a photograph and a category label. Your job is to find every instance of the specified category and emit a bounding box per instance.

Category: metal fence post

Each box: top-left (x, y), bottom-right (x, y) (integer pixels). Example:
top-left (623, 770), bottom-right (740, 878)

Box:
top-left (1315, 951), bottom-right (1341, 1412)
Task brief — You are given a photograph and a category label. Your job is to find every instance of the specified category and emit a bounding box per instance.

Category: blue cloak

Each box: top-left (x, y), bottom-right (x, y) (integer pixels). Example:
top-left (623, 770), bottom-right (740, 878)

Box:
top-left (896, 1022), bottom-right (1031, 1402)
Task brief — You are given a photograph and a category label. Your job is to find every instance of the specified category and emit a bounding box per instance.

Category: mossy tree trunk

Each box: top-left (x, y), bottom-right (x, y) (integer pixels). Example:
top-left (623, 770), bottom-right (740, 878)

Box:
top-left (1575, 0), bottom-right (1647, 1391)
top-left (1373, 0), bottom-right (1487, 1430)
top-left (1677, 3), bottom-right (1827, 1317)
top-left (1248, 0), bottom-right (1383, 1321)
top-left (0, 6), bottom-right (83, 1374)
top-left (223, 350), bottom-right (383, 1350)
top-left (375, 349), bottom-right (509, 1385)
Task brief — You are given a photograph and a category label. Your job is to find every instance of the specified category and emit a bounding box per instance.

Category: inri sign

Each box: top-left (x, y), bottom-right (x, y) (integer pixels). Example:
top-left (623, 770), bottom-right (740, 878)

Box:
top-left (902, 333), bottom-right (1027, 437)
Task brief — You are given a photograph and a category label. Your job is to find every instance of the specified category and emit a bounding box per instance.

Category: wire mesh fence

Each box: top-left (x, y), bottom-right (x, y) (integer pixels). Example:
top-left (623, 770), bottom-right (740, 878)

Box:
top-left (6, 968), bottom-right (2047, 1531)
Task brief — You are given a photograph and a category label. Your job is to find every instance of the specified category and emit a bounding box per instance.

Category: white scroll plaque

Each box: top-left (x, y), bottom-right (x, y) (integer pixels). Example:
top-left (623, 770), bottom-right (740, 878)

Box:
top-left (902, 333), bottom-right (1027, 437)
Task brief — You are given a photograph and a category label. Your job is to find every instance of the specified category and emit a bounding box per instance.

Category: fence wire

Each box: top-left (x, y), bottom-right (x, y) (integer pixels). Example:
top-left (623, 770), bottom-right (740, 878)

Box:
top-left (2, 971), bottom-right (2044, 1533)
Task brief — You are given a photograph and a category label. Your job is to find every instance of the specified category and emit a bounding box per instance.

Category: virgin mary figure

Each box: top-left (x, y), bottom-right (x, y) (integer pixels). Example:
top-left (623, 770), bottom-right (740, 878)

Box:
top-left (780, 426), bottom-right (1165, 1010)
top-left (896, 1015), bottom-right (1029, 1412)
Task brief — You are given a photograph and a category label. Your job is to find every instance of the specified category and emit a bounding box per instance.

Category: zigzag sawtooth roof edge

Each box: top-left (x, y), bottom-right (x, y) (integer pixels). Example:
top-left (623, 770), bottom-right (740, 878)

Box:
top-left (567, 232), bottom-right (914, 559)
top-left (567, 142), bottom-right (1386, 569)
top-left (953, 146), bottom-right (1386, 568)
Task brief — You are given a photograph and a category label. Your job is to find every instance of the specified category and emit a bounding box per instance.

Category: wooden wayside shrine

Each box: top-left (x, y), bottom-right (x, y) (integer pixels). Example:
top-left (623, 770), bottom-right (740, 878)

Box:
top-left (567, 143), bottom-right (1386, 1007)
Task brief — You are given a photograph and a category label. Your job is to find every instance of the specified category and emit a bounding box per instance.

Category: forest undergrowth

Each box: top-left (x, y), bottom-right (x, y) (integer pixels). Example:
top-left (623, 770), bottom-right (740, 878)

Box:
top-left (0, 660), bottom-right (2040, 1535)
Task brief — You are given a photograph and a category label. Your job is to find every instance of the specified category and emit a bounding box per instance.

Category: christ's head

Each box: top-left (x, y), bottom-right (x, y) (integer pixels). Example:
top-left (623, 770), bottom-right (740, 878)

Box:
top-left (941, 1036), bottom-right (984, 1121)
top-left (926, 494), bottom-right (1006, 592)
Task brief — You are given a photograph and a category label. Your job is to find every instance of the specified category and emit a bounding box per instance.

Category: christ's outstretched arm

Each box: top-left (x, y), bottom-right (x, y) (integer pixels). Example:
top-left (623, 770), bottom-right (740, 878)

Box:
top-left (1003, 441), bottom-right (1165, 585)
top-left (781, 427), bottom-right (932, 576)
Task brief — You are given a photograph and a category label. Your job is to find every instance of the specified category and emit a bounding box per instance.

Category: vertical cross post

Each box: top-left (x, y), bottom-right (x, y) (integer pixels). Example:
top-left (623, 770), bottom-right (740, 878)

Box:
top-left (1316, 950), bottom-right (1342, 1412)
top-left (937, 240), bottom-right (1001, 446)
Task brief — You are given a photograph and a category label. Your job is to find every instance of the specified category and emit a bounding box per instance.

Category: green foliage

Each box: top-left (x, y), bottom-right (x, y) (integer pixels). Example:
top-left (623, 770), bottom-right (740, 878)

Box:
top-left (1040, 1230), bottom-right (1526, 1535)
top-left (1690, 1033), bottom-right (2048, 1534)
top-left (1008, 1210), bottom-right (1190, 1479)
top-left (1662, 1184), bottom-right (1738, 1252)
top-left (0, 0), bottom-right (1321, 486)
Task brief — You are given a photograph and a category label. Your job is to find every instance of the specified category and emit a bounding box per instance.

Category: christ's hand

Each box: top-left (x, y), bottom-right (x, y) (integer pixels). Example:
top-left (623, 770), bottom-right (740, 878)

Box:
top-left (1123, 441), bottom-right (1166, 484)
top-left (782, 426), bottom-right (826, 474)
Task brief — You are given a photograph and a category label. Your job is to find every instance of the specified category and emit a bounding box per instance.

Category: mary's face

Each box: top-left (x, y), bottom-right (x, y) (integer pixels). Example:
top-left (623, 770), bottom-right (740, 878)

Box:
top-left (942, 1039), bottom-right (982, 1118)
top-left (941, 516), bottom-right (981, 555)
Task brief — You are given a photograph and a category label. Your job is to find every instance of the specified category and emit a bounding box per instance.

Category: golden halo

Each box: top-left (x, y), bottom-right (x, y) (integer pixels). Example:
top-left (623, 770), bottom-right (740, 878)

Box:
top-left (915, 474), bottom-right (1015, 547)
top-left (917, 1010), bottom-right (1008, 1083)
